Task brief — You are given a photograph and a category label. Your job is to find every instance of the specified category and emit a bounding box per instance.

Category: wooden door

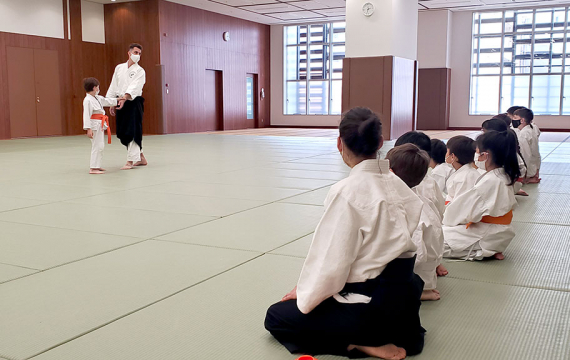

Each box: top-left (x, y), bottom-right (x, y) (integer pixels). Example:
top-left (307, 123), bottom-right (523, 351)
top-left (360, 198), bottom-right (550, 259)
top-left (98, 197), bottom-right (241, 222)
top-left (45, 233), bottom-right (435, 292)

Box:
top-left (34, 49), bottom-right (62, 136)
top-left (7, 47), bottom-right (37, 138)
top-left (201, 70), bottom-right (223, 132)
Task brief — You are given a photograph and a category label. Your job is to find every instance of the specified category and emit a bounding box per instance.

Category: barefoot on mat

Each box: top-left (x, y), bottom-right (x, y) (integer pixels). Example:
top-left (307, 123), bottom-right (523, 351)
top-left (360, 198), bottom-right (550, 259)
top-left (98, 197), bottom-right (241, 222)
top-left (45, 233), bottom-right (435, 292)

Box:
top-left (436, 264), bottom-right (448, 277)
top-left (493, 252), bottom-right (505, 260)
top-left (121, 162), bottom-right (134, 170)
top-left (349, 344), bottom-right (406, 360)
top-left (516, 190), bottom-right (529, 196)
top-left (89, 169), bottom-right (105, 175)
top-left (134, 153), bottom-right (148, 167)
top-left (421, 289), bottom-right (441, 301)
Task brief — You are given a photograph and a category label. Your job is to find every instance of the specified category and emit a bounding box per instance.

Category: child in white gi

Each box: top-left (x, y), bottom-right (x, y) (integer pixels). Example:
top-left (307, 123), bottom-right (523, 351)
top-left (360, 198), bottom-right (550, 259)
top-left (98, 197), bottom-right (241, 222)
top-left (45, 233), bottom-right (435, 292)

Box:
top-left (513, 107), bottom-right (541, 184)
top-left (83, 77), bottom-right (124, 174)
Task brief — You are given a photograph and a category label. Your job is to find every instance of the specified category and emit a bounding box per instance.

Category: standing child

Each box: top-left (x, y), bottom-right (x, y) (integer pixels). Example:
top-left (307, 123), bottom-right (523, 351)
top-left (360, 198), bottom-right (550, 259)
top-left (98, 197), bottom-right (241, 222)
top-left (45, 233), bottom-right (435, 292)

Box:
top-left (83, 77), bottom-right (124, 174)
top-left (513, 108), bottom-right (541, 183)
top-left (443, 130), bottom-right (520, 261)
top-left (430, 139), bottom-right (454, 194)
top-left (387, 144), bottom-right (444, 301)
top-left (444, 136), bottom-right (481, 204)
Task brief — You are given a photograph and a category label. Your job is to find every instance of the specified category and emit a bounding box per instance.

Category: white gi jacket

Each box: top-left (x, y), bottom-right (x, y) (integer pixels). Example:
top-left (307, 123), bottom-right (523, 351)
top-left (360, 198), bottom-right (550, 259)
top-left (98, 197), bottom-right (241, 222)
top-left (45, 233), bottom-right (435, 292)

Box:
top-left (518, 125), bottom-right (541, 178)
top-left (445, 164), bottom-right (481, 204)
top-left (82, 94), bottom-right (117, 130)
top-left (106, 62), bottom-right (146, 100)
top-left (431, 163), bottom-right (454, 194)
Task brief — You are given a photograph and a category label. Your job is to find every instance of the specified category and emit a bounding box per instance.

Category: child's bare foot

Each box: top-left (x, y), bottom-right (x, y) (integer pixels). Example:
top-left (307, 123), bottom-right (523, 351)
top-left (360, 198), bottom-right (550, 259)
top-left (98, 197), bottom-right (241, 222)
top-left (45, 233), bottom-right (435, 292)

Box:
top-left (526, 176), bottom-right (541, 184)
top-left (516, 190), bottom-right (529, 196)
top-left (436, 264), bottom-right (448, 276)
top-left (89, 169), bottom-right (105, 175)
top-left (134, 153), bottom-right (147, 166)
top-left (121, 162), bottom-right (134, 170)
top-left (421, 289), bottom-right (441, 301)
top-left (348, 344), bottom-right (406, 359)
top-left (493, 252), bottom-right (505, 260)
top-left (95, 168), bottom-right (106, 172)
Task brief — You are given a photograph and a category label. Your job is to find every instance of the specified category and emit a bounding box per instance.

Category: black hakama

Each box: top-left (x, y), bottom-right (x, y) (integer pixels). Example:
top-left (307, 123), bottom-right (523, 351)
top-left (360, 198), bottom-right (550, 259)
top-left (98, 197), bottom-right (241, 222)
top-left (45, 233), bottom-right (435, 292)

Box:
top-left (264, 257), bottom-right (425, 358)
top-left (116, 97), bottom-right (145, 149)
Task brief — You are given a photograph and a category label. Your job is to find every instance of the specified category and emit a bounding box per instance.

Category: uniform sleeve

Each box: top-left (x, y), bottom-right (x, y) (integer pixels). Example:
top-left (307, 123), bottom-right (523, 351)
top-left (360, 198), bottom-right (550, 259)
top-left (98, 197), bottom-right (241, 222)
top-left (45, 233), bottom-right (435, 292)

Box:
top-left (106, 66), bottom-right (120, 99)
top-left (83, 98), bottom-right (93, 130)
top-left (443, 187), bottom-right (487, 226)
top-left (518, 131), bottom-right (533, 170)
top-left (125, 68), bottom-right (146, 100)
top-left (96, 95), bottom-right (118, 107)
top-left (296, 192), bottom-right (363, 314)
top-left (431, 171), bottom-right (447, 194)
top-left (517, 154), bottom-right (527, 178)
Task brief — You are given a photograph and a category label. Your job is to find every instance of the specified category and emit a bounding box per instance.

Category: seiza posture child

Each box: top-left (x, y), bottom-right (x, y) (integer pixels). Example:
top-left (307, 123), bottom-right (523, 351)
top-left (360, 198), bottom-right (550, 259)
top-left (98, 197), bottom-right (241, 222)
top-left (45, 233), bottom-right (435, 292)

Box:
top-left (513, 108), bottom-right (541, 183)
top-left (430, 138), bottom-right (454, 194)
top-left (482, 119), bottom-right (528, 196)
top-left (83, 78), bottom-right (124, 174)
top-left (444, 136), bottom-right (481, 204)
top-left (443, 130), bottom-right (520, 261)
top-left (265, 107), bottom-right (425, 360)
top-left (394, 132), bottom-right (445, 217)
top-left (387, 144), bottom-right (444, 302)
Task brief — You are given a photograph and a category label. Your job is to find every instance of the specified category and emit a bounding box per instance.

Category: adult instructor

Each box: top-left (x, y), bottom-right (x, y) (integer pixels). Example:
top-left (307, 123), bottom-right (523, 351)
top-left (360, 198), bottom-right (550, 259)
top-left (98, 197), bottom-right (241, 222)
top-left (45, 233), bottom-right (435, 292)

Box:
top-left (107, 43), bottom-right (147, 170)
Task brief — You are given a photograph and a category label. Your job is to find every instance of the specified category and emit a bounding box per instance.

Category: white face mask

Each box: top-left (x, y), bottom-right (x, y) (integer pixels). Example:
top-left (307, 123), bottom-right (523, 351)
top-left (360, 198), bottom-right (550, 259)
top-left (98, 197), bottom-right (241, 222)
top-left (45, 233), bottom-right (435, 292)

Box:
top-left (95, 88), bottom-right (100, 96)
top-left (445, 154), bottom-right (454, 165)
top-left (130, 54), bottom-right (140, 63)
top-left (474, 152), bottom-right (487, 170)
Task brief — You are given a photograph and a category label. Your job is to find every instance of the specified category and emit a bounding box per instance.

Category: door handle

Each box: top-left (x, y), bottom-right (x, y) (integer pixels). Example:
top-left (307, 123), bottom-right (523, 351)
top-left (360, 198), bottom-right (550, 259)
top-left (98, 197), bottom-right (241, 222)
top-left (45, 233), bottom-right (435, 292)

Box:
top-left (36, 97), bottom-right (40, 103)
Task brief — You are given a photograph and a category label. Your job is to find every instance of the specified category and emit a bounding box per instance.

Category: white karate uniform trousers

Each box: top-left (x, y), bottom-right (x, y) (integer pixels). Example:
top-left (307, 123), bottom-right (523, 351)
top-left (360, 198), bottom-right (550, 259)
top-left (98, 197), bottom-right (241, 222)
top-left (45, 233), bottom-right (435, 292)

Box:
top-left (127, 140), bottom-right (142, 162)
top-left (90, 120), bottom-right (105, 169)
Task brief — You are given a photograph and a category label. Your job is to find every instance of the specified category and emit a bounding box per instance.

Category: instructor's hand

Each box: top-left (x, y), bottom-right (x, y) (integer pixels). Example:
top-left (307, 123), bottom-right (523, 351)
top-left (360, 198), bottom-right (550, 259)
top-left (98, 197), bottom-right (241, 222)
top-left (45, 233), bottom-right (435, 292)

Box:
top-left (281, 286), bottom-right (297, 302)
top-left (117, 99), bottom-right (126, 110)
top-left (110, 106), bottom-right (116, 116)
top-left (86, 129), bottom-right (93, 139)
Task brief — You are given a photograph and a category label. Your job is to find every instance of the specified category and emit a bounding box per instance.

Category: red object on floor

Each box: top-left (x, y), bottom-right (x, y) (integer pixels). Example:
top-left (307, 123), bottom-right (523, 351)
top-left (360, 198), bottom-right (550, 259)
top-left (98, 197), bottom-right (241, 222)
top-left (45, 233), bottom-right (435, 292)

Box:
top-left (296, 356), bottom-right (318, 360)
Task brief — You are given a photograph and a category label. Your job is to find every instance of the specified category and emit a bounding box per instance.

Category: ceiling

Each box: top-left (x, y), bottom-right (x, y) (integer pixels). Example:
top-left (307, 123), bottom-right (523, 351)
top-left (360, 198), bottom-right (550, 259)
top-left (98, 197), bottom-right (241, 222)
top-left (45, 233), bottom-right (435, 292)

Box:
top-left (87, 0), bottom-right (570, 24)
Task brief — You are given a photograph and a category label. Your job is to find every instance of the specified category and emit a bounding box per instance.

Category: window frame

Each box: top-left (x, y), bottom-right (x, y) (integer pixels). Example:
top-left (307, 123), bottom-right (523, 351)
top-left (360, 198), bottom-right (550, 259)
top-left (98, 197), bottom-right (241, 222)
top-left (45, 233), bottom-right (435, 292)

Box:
top-left (469, 6), bottom-right (570, 116)
top-left (283, 22), bottom-right (345, 116)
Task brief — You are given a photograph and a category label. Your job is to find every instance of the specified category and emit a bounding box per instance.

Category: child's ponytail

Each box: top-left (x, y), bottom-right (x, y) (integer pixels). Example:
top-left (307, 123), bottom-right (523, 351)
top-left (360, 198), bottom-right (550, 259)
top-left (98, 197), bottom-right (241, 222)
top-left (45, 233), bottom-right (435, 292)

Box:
top-left (477, 130), bottom-right (521, 186)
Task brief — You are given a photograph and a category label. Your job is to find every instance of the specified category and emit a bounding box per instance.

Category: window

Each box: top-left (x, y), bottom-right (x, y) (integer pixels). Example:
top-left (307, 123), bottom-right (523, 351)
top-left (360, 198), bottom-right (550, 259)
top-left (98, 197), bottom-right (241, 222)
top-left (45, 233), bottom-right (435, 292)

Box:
top-left (284, 22), bottom-right (345, 115)
top-left (470, 7), bottom-right (570, 115)
top-left (246, 75), bottom-right (254, 120)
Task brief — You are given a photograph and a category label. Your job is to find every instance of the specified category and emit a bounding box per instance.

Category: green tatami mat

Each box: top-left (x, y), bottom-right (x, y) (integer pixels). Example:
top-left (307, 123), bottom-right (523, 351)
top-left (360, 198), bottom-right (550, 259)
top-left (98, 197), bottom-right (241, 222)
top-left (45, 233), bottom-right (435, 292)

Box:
top-left (0, 202), bottom-right (215, 239)
top-left (0, 241), bottom-right (257, 360)
top-left (520, 175), bottom-right (570, 195)
top-left (540, 162), bottom-right (570, 175)
top-left (0, 222), bottom-right (141, 270)
top-left (270, 233), bottom-right (313, 258)
top-left (266, 161), bottom-right (350, 173)
top-left (183, 172), bottom-right (336, 191)
top-left (157, 203), bottom-right (323, 252)
top-left (0, 197), bottom-right (47, 213)
top-left (513, 193), bottom-right (570, 225)
top-left (417, 277), bottom-right (570, 360)
top-left (279, 187), bottom-right (330, 206)
top-left (0, 263), bottom-right (36, 283)
top-left (443, 222), bottom-right (570, 291)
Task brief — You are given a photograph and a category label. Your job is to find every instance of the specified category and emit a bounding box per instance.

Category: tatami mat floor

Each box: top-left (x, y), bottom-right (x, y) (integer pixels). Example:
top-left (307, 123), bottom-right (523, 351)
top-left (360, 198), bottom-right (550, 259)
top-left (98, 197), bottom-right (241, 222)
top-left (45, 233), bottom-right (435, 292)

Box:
top-left (1, 129), bottom-right (569, 360)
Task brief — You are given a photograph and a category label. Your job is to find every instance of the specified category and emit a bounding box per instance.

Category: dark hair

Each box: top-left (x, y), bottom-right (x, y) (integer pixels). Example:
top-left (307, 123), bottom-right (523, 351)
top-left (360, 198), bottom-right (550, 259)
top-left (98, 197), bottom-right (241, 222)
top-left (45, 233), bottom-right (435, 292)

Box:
top-left (514, 108), bottom-right (534, 124)
top-left (83, 77), bottom-right (100, 92)
top-left (129, 43), bottom-right (143, 51)
top-left (507, 106), bottom-right (524, 115)
top-left (430, 139), bottom-right (447, 164)
top-left (446, 135), bottom-right (476, 165)
top-left (339, 107), bottom-right (383, 157)
top-left (477, 130), bottom-right (521, 185)
top-left (386, 144), bottom-right (430, 188)
top-left (395, 131), bottom-right (431, 155)
top-left (482, 118), bottom-right (508, 132)
top-left (492, 113), bottom-right (511, 127)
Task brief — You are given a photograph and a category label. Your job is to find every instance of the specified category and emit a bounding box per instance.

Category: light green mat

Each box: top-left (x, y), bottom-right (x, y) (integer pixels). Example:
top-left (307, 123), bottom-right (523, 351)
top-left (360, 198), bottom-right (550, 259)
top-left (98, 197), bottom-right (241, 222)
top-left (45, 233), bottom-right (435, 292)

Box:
top-left (0, 240), bottom-right (257, 360)
top-left (513, 193), bottom-right (570, 225)
top-left (270, 233), bottom-right (313, 258)
top-left (279, 187), bottom-right (330, 206)
top-left (443, 222), bottom-right (570, 291)
top-left (0, 263), bottom-right (36, 283)
top-left (0, 197), bottom-right (48, 213)
top-left (157, 203), bottom-right (323, 252)
top-left (540, 162), bottom-right (570, 175)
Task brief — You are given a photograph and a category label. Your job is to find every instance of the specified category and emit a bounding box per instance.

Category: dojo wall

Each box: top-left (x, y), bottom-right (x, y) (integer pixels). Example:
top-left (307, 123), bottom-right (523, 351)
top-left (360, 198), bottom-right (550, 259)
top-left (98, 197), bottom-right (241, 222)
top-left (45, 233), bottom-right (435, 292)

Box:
top-left (157, 0), bottom-right (270, 133)
top-left (0, 0), bottom-right (65, 39)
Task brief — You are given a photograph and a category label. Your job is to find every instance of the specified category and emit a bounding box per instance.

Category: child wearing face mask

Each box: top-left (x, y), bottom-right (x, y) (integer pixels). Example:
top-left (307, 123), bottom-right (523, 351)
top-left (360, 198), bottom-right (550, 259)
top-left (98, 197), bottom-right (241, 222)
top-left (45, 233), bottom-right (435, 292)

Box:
top-left (444, 136), bottom-right (481, 205)
top-left (429, 139), bottom-right (454, 195)
top-left (512, 108), bottom-right (540, 183)
top-left (443, 130), bottom-right (520, 261)
top-left (83, 77), bottom-right (125, 174)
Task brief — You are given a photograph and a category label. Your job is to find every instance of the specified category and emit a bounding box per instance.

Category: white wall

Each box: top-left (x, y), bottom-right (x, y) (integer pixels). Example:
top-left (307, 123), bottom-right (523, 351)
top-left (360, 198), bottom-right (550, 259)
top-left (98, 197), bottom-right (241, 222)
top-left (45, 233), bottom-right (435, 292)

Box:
top-left (81, 0), bottom-right (105, 44)
top-left (270, 25), bottom-right (341, 127)
top-left (448, 10), bottom-right (570, 129)
top-left (346, 0), bottom-right (417, 60)
top-left (417, 10), bottom-right (451, 68)
top-left (0, 0), bottom-right (64, 39)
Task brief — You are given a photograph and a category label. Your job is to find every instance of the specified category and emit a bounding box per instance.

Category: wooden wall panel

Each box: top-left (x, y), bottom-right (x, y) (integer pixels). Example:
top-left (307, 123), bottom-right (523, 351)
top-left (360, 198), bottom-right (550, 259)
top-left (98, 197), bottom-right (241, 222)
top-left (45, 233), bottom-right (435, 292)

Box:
top-left (417, 68), bottom-right (451, 130)
top-left (342, 56), bottom-right (416, 140)
top-left (158, 0), bottom-right (270, 133)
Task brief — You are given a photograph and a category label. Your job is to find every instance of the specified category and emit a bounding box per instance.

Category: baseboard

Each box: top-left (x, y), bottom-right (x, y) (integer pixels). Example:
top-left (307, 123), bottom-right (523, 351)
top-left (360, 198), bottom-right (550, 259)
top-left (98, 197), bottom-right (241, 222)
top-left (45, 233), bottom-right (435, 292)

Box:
top-left (270, 125), bottom-right (338, 129)
top-left (446, 127), bottom-right (570, 132)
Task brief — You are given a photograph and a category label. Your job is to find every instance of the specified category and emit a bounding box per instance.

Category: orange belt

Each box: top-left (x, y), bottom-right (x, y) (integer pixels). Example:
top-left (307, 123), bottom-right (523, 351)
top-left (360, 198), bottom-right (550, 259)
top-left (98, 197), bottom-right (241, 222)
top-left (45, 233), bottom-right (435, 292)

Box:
top-left (445, 200), bottom-right (450, 205)
top-left (466, 210), bottom-right (513, 229)
top-left (90, 114), bottom-right (111, 144)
